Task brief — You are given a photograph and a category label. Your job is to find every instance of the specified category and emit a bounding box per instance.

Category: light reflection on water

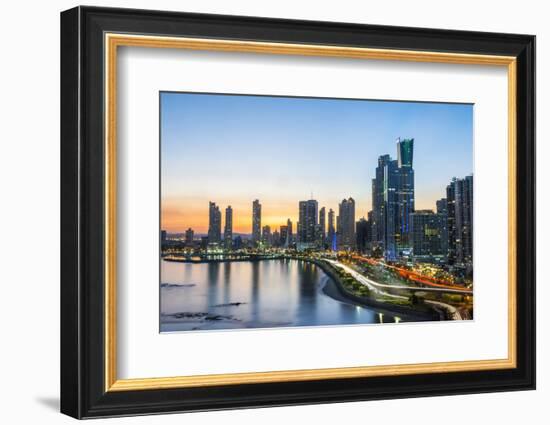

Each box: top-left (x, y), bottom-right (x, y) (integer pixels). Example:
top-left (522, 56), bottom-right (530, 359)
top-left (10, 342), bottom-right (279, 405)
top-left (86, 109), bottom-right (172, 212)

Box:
top-left (160, 258), bottom-right (398, 332)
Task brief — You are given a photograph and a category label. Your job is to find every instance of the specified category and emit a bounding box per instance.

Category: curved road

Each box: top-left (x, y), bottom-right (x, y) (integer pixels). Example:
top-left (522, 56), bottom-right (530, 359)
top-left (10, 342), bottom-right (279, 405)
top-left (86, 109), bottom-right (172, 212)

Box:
top-left (325, 259), bottom-right (464, 320)
top-left (326, 260), bottom-right (472, 295)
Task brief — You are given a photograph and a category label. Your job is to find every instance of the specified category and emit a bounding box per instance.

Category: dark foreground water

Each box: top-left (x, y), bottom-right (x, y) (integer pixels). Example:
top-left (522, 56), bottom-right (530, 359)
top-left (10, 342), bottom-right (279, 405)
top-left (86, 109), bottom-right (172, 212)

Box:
top-left (160, 258), bottom-right (403, 332)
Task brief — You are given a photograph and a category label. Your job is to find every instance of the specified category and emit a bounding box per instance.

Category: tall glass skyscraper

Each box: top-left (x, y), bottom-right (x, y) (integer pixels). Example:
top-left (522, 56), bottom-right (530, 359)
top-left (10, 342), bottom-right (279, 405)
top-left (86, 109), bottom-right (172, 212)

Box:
top-left (371, 154), bottom-right (391, 249)
top-left (338, 197), bottom-right (356, 250)
top-left (286, 218), bottom-right (293, 247)
top-left (261, 225), bottom-right (272, 245)
top-left (396, 138), bottom-right (415, 249)
top-left (383, 159), bottom-right (400, 259)
top-left (224, 205), bottom-right (233, 249)
top-left (207, 201), bottom-right (221, 243)
top-left (252, 199), bottom-right (261, 245)
top-left (371, 155), bottom-right (399, 258)
top-left (446, 175), bottom-right (473, 265)
top-left (319, 206), bottom-right (326, 246)
top-left (298, 199), bottom-right (318, 249)
top-left (279, 225), bottom-right (288, 247)
top-left (371, 138), bottom-right (415, 260)
top-left (327, 208), bottom-right (336, 251)
top-left (436, 198), bottom-right (449, 261)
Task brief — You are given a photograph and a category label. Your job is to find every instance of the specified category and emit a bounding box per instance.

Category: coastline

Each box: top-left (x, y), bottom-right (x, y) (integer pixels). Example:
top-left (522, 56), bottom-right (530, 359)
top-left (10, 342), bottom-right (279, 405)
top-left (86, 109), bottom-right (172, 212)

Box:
top-left (161, 256), bottom-right (442, 321)
top-left (163, 255), bottom-right (283, 264)
top-left (309, 258), bottom-right (441, 321)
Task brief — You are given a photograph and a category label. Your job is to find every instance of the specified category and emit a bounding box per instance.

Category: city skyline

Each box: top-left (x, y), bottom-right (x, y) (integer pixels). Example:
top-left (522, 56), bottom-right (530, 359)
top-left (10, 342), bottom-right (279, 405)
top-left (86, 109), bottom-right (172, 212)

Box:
top-left (161, 92), bottom-right (473, 234)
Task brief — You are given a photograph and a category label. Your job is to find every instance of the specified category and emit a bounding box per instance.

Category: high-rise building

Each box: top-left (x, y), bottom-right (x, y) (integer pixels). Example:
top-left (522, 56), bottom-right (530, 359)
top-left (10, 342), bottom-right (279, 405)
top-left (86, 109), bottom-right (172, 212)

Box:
top-left (319, 207), bottom-right (326, 246)
top-left (371, 154), bottom-right (395, 254)
top-left (367, 211), bottom-right (377, 254)
top-left (207, 202), bottom-right (221, 243)
top-left (286, 218), bottom-right (293, 244)
top-left (185, 228), bottom-right (194, 245)
top-left (397, 137), bottom-right (414, 167)
top-left (396, 138), bottom-right (415, 248)
top-left (279, 219), bottom-right (293, 248)
top-left (338, 197), bottom-right (356, 250)
top-left (436, 198), bottom-right (449, 260)
top-left (262, 225), bottom-right (272, 246)
top-left (410, 210), bottom-right (446, 263)
top-left (384, 159), bottom-right (400, 259)
top-left (160, 230), bottom-right (167, 246)
top-left (252, 199), bottom-right (261, 245)
top-left (280, 225), bottom-right (288, 247)
top-left (371, 139), bottom-right (416, 260)
top-left (224, 206), bottom-right (233, 249)
top-left (298, 199), bottom-right (318, 250)
top-left (336, 215), bottom-right (341, 248)
top-left (356, 218), bottom-right (371, 253)
top-left (327, 209), bottom-right (336, 251)
top-left (446, 175), bottom-right (473, 265)
top-left (272, 230), bottom-right (280, 247)
top-left (436, 198), bottom-right (447, 214)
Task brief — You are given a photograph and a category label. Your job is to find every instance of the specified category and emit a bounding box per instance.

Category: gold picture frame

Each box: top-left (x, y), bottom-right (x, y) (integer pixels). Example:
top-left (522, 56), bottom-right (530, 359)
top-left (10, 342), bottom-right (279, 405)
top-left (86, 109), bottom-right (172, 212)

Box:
top-left (104, 33), bottom-right (517, 392)
top-left (61, 7), bottom-right (535, 419)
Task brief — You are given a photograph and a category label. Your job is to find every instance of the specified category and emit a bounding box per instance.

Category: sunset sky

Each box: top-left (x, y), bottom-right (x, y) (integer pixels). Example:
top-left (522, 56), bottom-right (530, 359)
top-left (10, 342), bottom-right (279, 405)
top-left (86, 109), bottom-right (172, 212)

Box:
top-left (161, 92), bottom-right (473, 234)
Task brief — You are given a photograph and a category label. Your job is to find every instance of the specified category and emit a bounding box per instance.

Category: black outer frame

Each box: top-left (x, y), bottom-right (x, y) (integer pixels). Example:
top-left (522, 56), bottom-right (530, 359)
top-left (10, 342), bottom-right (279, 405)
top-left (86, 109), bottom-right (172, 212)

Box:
top-left (60, 6), bottom-right (536, 419)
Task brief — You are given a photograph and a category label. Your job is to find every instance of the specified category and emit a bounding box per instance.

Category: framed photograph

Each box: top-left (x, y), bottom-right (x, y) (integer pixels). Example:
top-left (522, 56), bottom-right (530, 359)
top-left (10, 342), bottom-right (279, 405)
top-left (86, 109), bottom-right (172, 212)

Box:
top-left (60, 6), bottom-right (536, 419)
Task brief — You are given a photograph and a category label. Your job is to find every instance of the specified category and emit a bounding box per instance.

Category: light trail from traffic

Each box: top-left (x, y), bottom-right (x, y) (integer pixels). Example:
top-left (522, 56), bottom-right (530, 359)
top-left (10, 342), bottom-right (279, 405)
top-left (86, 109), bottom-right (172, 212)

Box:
top-left (327, 260), bottom-right (465, 319)
top-left (350, 255), bottom-right (472, 292)
top-left (327, 260), bottom-right (472, 295)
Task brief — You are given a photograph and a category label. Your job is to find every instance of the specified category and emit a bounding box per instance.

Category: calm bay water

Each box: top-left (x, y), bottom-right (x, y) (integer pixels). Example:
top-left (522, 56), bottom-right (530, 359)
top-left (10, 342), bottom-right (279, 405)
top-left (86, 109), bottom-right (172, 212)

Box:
top-left (160, 258), bottom-right (400, 332)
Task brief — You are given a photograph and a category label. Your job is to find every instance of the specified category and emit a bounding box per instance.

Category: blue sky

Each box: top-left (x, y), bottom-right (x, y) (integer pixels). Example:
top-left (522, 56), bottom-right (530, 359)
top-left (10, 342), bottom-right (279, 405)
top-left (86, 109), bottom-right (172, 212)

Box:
top-left (161, 92), bottom-right (473, 233)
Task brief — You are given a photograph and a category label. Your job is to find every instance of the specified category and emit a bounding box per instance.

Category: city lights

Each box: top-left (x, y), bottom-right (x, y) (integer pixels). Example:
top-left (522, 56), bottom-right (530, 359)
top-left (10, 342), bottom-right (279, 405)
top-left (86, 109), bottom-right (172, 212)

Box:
top-left (161, 138), bottom-right (473, 322)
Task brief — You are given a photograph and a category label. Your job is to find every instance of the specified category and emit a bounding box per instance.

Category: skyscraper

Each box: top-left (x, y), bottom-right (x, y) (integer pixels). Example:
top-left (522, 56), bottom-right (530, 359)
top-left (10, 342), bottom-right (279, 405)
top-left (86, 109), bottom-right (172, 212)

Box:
top-left (371, 154), bottom-right (400, 259)
top-left (327, 209), bottom-right (336, 251)
top-left (272, 230), bottom-right (280, 247)
top-left (319, 207), bottom-right (326, 247)
top-left (279, 219), bottom-right (293, 248)
top-left (410, 210), bottom-right (446, 263)
top-left (287, 218), bottom-right (293, 244)
top-left (262, 225), bottom-right (272, 245)
top-left (185, 228), bottom-right (194, 245)
top-left (355, 217), bottom-right (371, 253)
top-left (338, 197), bottom-right (355, 250)
top-left (446, 175), bottom-right (473, 265)
top-left (298, 199), bottom-right (318, 249)
top-left (279, 225), bottom-right (288, 247)
top-left (224, 205), bottom-right (233, 249)
top-left (396, 138), bottom-right (415, 248)
top-left (436, 198), bottom-right (447, 214)
top-left (371, 138), bottom-right (416, 260)
top-left (436, 198), bottom-right (449, 260)
top-left (252, 199), bottom-right (261, 245)
top-left (207, 202), bottom-right (221, 243)
top-left (367, 210), bottom-right (376, 254)
top-left (397, 137), bottom-right (414, 168)
top-left (383, 159), bottom-right (400, 259)
top-left (336, 215), bottom-right (341, 249)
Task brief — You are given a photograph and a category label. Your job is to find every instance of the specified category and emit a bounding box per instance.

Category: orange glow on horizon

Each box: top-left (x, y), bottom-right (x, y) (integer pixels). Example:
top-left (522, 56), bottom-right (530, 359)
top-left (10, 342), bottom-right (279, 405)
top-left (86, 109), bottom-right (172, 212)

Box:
top-left (161, 194), bottom-right (441, 234)
top-left (161, 202), bottom-right (300, 234)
